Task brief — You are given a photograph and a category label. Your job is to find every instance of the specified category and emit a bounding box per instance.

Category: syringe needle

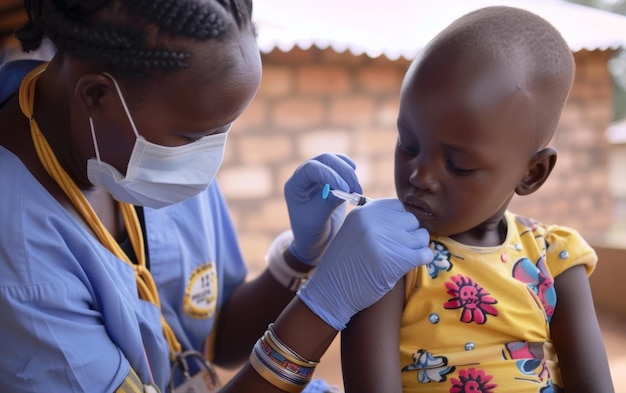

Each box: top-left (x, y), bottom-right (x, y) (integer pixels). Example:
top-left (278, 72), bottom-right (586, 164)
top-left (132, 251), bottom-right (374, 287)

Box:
top-left (321, 184), bottom-right (372, 206)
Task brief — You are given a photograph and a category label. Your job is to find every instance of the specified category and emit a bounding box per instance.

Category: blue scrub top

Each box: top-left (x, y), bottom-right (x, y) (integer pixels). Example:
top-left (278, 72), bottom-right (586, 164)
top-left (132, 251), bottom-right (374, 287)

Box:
top-left (0, 61), bottom-right (247, 392)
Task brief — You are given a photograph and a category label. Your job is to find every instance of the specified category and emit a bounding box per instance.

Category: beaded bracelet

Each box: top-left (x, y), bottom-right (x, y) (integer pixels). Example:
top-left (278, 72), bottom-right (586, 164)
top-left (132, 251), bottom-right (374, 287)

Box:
top-left (259, 336), bottom-right (315, 378)
top-left (266, 324), bottom-right (319, 367)
top-left (250, 337), bottom-right (313, 392)
top-left (249, 325), bottom-right (319, 393)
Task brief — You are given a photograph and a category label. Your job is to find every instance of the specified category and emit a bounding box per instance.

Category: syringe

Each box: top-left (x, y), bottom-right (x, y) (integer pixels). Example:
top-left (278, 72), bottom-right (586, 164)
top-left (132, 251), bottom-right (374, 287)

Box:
top-left (321, 183), bottom-right (372, 206)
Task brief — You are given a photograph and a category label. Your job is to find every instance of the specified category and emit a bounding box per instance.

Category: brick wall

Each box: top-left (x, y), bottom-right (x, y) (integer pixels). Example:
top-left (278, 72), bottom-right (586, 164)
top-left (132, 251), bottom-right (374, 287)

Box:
top-left (217, 48), bottom-right (615, 274)
top-left (508, 50), bottom-right (614, 236)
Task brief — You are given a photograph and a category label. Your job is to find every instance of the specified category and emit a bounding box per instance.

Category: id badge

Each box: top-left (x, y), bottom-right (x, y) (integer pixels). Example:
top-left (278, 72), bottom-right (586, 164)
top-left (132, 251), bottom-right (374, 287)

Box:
top-left (170, 350), bottom-right (222, 393)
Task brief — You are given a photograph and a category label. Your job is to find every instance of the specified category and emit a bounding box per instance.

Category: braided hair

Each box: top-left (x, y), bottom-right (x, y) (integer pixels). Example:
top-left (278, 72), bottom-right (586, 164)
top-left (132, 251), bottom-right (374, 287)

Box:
top-left (15, 0), bottom-right (253, 73)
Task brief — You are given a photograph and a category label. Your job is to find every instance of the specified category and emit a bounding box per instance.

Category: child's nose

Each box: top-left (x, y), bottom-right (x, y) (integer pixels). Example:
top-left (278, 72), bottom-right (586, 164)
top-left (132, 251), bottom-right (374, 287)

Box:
top-left (408, 162), bottom-right (439, 192)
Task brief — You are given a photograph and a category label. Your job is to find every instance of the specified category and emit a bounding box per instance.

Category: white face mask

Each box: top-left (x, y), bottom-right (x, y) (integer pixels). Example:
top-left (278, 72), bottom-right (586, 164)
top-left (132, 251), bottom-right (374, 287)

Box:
top-left (87, 73), bottom-right (229, 209)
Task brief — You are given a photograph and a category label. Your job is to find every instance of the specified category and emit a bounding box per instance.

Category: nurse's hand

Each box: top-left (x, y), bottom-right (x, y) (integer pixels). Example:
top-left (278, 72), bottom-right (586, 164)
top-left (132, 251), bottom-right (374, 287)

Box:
top-left (297, 198), bottom-right (433, 330)
top-left (284, 153), bottom-right (361, 266)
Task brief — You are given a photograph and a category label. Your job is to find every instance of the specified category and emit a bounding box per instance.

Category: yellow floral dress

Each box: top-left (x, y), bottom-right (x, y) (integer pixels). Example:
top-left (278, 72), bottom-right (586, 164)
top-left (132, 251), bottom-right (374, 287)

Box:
top-left (400, 211), bottom-right (597, 392)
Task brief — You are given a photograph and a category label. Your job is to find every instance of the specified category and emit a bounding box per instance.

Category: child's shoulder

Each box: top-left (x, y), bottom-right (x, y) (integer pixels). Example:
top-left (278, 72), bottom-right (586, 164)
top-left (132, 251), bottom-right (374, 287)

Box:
top-left (506, 210), bottom-right (584, 239)
top-left (506, 211), bottom-right (597, 276)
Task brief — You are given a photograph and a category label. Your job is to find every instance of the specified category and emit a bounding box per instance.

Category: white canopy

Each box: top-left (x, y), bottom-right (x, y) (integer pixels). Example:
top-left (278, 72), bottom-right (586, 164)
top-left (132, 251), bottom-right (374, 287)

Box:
top-left (253, 0), bottom-right (626, 60)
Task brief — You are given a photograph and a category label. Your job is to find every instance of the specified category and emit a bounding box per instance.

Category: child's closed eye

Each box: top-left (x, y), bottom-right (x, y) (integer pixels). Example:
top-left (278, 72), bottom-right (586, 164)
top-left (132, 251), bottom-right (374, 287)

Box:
top-left (446, 160), bottom-right (474, 176)
top-left (398, 143), bottom-right (419, 156)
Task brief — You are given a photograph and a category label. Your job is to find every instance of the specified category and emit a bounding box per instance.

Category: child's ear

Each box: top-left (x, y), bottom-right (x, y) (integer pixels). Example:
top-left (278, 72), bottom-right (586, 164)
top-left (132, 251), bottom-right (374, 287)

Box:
top-left (515, 147), bottom-right (557, 196)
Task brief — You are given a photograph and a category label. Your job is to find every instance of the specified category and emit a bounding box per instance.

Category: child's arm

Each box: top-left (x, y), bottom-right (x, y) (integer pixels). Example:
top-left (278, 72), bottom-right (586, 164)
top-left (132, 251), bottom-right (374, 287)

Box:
top-left (341, 279), bottom-right (405, 393)
top-left (550, 264), bottom-right (615, 392)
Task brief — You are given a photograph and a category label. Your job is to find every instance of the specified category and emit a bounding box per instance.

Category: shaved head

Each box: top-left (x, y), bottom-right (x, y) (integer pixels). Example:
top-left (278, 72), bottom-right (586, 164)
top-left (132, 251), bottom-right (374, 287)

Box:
top-left (413, 6), bottom-right (574, 150)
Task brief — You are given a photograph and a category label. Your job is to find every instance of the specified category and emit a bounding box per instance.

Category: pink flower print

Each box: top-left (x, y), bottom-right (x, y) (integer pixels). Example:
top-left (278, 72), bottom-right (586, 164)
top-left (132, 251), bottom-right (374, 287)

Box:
top-left (505, 342), bottom-right (550, 382)
top-left (505, 341), bottom-right (544, 361)
top-left (444, 274), bottom-right (498, 324)
top-left (450, 368), bottom-right (497, 393)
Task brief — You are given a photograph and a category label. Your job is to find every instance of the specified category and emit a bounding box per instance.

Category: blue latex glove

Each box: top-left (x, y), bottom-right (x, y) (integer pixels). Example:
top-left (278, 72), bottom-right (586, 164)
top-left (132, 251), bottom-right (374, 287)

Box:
top-left (284, 153), bottom-right (362, 265)
top-left (297, 198), bottom-right (433, 331)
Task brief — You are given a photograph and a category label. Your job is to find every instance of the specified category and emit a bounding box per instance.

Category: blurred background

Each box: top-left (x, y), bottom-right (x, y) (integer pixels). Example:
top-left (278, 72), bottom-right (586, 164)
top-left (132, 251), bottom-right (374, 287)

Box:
top-left (2, 0), bottom-right (624, 390)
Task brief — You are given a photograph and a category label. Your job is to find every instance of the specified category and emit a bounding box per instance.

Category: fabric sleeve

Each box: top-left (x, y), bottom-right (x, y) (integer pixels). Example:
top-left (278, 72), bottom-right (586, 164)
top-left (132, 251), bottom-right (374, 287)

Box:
top-left (0, 157), bottom-right (155, 392)
top-left (0, 282), bottom-right (129, 393)
top-left (544, 224), bottom-right (597, 278)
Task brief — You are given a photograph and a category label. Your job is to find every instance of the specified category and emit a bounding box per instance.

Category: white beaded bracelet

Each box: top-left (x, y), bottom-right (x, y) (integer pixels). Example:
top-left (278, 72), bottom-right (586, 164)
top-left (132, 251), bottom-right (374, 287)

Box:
top-left (266, 230), bottom-right (313, 291)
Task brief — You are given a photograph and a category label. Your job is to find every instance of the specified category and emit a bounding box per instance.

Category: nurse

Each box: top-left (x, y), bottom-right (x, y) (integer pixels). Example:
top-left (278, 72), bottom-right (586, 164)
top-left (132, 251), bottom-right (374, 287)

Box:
top-left (0, 1), bottom-right (433, 392)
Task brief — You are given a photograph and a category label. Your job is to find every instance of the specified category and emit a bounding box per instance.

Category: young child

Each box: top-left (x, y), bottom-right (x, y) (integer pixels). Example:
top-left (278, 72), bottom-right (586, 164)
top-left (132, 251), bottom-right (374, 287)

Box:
top-left (340, 6), bottom-right (614, 393)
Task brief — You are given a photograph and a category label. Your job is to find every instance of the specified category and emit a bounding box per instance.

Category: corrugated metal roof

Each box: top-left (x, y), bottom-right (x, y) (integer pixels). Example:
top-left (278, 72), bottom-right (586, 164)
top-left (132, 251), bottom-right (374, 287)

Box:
top-left (253, 0), bottom-right (626, 60)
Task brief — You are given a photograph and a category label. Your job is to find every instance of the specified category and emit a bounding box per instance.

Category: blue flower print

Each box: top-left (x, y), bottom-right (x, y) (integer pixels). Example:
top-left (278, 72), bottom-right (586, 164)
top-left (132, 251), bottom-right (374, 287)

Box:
top-left (401, 349), bottom-right (455, 383)
top-left (427, 241), bottom-right (453, 278)
top-left (540, 381), bottom-right (564, 393)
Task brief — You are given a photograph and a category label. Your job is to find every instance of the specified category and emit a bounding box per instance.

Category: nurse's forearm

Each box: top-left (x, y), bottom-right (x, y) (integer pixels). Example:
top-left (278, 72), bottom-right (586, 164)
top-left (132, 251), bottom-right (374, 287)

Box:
top-left (220, 298), bottom-right (338, 392)
top-left (212, 268), bottom-right (301, 367)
